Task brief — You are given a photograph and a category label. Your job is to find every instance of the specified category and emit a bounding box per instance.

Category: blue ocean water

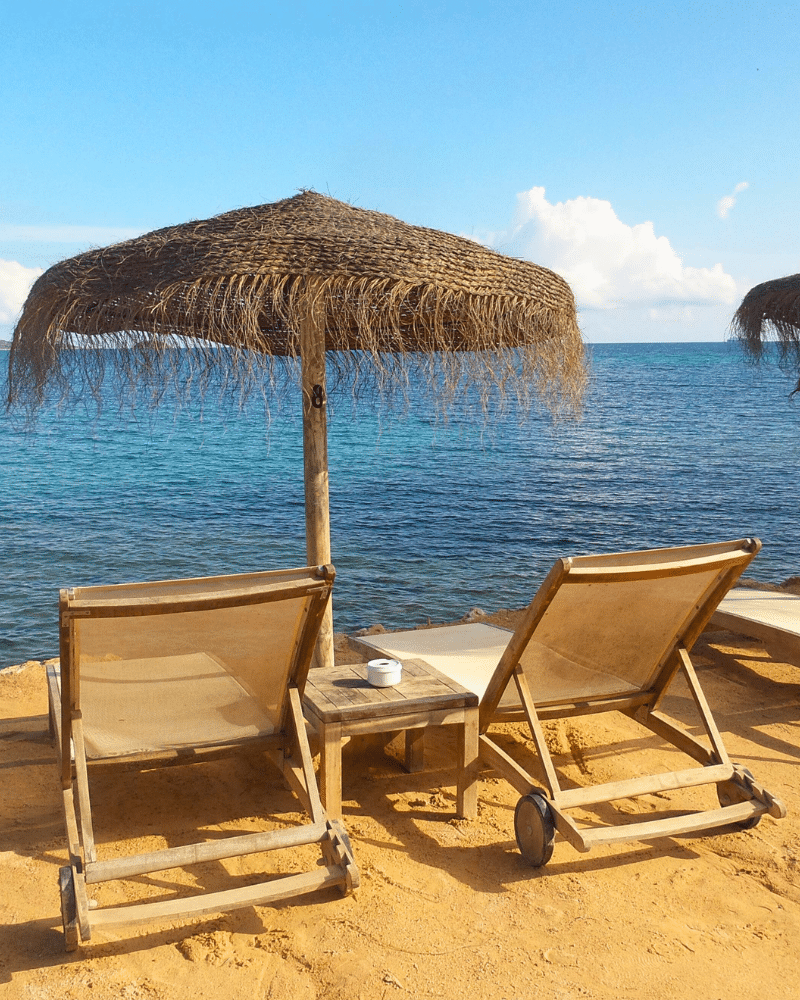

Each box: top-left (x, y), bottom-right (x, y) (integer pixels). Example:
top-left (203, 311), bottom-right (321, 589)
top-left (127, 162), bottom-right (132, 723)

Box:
top-left (2, 342), bottom-right (799, 668)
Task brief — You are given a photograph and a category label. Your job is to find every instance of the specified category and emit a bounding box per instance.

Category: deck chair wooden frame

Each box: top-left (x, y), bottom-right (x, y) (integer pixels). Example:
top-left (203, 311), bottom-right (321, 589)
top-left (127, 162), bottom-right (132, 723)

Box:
top-left (355, 539), bottom-right (786, 867)
top-left (48, 564), bottom-right (358, 950)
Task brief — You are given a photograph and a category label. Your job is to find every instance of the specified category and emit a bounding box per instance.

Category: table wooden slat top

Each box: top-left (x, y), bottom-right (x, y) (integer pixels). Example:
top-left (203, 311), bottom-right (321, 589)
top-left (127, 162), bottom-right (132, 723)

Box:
top-left (303, 658), bottom-right (479, 724)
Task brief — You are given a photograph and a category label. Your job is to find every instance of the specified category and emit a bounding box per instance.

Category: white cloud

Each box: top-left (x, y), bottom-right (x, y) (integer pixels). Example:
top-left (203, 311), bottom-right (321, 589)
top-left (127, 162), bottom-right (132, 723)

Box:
top-left (489, 187), bottom-right (737, 310)
top-left (580, 302), bottom-right (734, 343)
top-left (717, 181), bottom-right (749, 219)
top-left (0, 259), bottom-right (44, 323)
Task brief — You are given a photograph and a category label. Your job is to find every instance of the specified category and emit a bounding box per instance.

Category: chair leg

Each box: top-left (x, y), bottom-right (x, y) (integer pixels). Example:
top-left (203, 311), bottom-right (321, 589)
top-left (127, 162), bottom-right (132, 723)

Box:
top-left (325, 820), bottom-right (360, 894)
top-left (59, 866), bottom-right (80, 952)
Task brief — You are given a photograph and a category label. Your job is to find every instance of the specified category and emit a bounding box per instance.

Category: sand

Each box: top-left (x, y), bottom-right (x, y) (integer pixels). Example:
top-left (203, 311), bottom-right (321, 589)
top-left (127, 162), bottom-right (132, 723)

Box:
top-left (1, 614), bottom-right (799, 1000)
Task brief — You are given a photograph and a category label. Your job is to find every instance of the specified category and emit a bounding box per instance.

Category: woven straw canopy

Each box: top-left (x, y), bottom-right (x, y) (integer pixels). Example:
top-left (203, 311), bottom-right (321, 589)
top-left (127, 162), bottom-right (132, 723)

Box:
top-left (731, 273), bottom-right (800, 388)
top-left (8, 190), bottom-right (584, 414)
top-left (7, 190), bottom-right (585, 668)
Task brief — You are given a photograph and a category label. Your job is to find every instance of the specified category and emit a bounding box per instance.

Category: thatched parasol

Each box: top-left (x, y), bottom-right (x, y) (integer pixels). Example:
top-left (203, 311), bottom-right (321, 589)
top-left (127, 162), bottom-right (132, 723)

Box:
top-left (7, 190), bottom-right (585, 667)
top-left (731, 273), bottom-right (800, 389)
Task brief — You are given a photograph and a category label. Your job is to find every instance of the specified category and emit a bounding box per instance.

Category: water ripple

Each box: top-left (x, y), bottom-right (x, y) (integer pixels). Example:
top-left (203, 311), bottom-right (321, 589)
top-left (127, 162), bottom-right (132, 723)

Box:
top-left (2, 342), bottom-right (799, 666)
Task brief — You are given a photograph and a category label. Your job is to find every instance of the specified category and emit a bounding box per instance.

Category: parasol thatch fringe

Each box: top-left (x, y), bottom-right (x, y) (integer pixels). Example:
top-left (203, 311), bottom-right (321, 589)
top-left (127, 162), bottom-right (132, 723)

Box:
top-left (7, 191), bottom-right (586, 420)
top-left (9, 272), bottom-right (585, 419)
top-left (730, 273), bottom-right (800, 391)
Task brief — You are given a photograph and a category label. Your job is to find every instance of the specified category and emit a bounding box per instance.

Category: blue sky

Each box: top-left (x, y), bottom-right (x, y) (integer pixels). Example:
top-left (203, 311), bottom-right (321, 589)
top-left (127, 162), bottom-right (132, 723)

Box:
top-left (2, 1), bottom-right (798, 343)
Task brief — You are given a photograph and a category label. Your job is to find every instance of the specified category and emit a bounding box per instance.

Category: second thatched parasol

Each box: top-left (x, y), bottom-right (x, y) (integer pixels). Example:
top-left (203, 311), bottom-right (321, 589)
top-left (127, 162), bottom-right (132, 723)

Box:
top-left (7, 190), bottom-right (586, 667)
top-left (731, 272), bottom-right (800, 390)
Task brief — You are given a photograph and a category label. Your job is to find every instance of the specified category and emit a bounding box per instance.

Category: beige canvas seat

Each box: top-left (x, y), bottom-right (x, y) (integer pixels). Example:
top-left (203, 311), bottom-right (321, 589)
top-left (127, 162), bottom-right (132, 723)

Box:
top-left (48, 564), bottom-right (358, 950)
top-left (354, 539), bottom-right (786, 866)
top-left (711, 588), bottom-right (800, 663)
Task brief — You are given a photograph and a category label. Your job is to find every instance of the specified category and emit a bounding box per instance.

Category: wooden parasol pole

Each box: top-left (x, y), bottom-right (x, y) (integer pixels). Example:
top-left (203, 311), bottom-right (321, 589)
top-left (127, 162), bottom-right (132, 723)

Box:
top-left (300, 297), bottom-right (334, 670)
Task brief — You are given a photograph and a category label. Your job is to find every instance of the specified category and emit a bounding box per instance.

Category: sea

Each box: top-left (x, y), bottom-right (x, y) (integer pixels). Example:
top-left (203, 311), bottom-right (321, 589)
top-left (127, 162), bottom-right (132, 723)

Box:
top-left (2, 341), bottom-right (799, 669)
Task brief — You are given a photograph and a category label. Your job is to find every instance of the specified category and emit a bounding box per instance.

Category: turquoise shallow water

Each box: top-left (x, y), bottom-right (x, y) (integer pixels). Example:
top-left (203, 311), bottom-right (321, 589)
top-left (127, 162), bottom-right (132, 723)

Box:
top-left (2, 341), bottom-right (799, 667)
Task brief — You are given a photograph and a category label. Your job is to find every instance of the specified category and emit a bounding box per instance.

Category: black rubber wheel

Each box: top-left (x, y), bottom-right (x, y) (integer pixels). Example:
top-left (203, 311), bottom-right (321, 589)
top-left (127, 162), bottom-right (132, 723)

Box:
top-left (514, 793), bottom-right (556, 867)
top-left (59, 866), bottom-right (79, 952)
top-left (717, 766), bottom-right (761, 830)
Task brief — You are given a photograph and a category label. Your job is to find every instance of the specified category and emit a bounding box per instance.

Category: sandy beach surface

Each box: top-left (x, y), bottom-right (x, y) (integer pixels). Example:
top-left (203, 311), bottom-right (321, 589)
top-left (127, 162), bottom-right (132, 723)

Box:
top-left (2, 610), bottom-right (799, 1000)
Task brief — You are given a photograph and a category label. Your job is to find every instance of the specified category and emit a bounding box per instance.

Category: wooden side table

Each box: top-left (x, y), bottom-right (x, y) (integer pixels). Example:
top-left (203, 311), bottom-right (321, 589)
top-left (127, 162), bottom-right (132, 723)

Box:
top-left (302, 658), bottom-right (479, 820)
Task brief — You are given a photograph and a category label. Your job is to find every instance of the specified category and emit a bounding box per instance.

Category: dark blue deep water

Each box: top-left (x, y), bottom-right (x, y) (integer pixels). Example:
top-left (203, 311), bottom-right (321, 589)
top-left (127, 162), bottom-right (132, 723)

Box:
top-left (2, 342), bottom-right (799, 667)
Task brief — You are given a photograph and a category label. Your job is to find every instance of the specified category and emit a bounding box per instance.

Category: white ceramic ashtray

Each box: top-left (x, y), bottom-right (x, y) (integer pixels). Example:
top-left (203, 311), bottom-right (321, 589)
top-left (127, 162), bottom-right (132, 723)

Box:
top-left (367, 658), bottom-right (402, 688)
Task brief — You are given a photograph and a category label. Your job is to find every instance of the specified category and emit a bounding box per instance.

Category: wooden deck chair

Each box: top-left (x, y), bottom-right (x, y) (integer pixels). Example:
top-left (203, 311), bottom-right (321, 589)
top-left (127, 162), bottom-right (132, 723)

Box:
top-left (353, 539), bottom-right (786, 866)
top-left (48, 564), bottom-right (358, 950)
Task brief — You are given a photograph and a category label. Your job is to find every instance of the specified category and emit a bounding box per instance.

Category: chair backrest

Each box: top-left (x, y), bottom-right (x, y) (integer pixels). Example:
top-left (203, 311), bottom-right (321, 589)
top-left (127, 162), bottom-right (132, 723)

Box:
top-left (59, 565), bottom-right (334, 761)
top-left (480, 539), bottom-right (760, 728)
